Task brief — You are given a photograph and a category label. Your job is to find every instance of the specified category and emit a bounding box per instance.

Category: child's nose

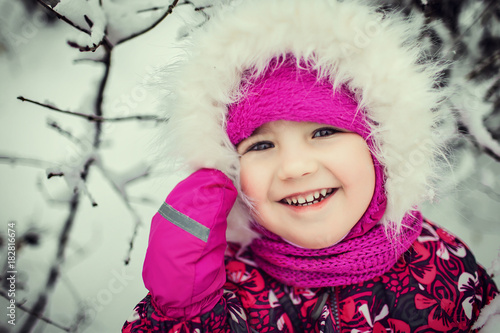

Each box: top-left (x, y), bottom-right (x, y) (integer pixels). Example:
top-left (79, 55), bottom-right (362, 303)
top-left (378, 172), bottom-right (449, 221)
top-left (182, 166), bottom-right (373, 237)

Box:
top-left (277, 148), bottom-right (319, 180)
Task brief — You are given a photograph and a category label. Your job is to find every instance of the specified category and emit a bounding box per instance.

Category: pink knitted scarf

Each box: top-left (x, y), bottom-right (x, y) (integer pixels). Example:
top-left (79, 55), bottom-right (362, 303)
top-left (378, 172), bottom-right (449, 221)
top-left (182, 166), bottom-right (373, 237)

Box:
top-left (249, 211), bottom-right (423, 288)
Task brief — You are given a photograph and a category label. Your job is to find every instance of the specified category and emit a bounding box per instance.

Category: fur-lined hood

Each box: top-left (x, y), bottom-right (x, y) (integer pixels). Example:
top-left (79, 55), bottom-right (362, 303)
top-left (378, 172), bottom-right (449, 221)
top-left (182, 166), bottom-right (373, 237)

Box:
top-left (158, 0), bottom-right (450, 243)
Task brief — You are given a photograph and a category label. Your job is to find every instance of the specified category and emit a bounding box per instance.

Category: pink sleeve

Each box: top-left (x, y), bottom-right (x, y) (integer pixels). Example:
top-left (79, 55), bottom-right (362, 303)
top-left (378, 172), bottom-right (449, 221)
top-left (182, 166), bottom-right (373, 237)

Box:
top-left (142, 169), bottom-right (237, 319)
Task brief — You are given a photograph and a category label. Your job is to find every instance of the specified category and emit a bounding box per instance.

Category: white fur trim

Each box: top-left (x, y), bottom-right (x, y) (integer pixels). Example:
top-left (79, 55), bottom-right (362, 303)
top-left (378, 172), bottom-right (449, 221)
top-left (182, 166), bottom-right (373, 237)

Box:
top-left (157, 0), bottom-right (450, 242)
top-left (473, 294), bottom-right (500, 331)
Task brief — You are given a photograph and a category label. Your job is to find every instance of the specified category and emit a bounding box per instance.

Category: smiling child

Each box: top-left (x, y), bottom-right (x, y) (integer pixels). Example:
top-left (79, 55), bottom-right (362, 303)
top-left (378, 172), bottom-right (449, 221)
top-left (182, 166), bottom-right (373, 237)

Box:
top-left (123, 0), bottom-right (499, 332)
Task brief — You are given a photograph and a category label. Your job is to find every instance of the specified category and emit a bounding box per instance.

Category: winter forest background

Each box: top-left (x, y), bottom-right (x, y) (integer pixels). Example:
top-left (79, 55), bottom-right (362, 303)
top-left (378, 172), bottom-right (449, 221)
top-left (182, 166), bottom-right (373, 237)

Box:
top-left (0, 0), bottom-right (500, 332)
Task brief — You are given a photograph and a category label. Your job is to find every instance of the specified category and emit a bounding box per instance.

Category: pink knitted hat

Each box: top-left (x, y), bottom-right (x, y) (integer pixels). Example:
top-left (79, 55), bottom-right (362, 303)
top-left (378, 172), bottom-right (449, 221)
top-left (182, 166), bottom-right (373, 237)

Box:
top-left (226, 57), bottom-right (387, 239)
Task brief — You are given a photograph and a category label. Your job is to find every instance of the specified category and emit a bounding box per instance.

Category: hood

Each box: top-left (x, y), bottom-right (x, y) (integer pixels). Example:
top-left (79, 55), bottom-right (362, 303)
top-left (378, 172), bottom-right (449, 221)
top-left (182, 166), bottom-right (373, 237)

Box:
top-left (156, 0), bottom-right (451, 244)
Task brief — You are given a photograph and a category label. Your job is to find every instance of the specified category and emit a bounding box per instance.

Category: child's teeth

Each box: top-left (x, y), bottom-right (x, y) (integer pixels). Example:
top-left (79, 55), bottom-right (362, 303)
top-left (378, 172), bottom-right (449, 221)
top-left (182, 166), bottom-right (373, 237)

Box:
top-left (284, 189), bottom-right (336, 206)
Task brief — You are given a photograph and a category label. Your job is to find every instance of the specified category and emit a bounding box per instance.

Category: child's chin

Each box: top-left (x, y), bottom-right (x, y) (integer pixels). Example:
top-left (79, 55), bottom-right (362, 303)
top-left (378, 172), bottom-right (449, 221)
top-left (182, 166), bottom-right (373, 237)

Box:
top-left (300, 233), bottom-right (349, 249)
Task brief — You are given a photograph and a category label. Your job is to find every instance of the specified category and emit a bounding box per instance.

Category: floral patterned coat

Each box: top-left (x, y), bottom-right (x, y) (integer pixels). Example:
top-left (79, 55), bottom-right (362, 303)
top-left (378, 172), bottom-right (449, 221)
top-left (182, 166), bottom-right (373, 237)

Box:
top-left (123, 220), bottom-right (498, 332)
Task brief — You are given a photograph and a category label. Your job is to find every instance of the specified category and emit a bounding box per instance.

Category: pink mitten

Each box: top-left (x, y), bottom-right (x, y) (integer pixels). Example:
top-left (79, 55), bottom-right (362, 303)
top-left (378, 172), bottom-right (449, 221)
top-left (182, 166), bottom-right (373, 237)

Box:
top-left (142, 169), bottom-right (237, 319)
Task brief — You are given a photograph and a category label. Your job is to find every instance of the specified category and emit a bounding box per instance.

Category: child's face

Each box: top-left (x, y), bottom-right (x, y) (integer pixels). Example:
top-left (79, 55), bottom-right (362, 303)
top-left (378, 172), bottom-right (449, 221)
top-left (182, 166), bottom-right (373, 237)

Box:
top-left (237, 120), bottom-right (375, 249)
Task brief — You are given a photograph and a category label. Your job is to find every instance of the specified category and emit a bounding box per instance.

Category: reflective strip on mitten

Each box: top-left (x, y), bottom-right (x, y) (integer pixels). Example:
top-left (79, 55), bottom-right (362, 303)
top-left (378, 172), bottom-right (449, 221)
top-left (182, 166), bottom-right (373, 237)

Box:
top-left (142, 169), bottom-right (237, 319)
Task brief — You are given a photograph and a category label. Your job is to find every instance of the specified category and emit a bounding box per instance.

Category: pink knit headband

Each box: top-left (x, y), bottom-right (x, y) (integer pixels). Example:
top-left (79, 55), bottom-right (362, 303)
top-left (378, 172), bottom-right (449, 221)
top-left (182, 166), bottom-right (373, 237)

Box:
top-left (226, 56), bottom-right (387, 239)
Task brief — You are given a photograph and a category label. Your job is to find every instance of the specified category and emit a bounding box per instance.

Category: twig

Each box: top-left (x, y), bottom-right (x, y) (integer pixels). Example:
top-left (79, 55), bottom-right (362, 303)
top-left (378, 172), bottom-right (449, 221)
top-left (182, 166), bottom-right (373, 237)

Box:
top-left (179, 1), bottom-right (212, 21)
top-left (93, 48), bottom-right (111, 147)
top-left (35, 0), bottom-right (113, 51)
top-left (19, 192), bottom-right (80, 332)
top-left (74, 58), bottom-right (107, 64)
top-left (141, 1), bottom-right (212, 13)
top-left (35, 0), bottom-right (91, 35)
top-left (137, 6), bottom-right (164, 13)
top-left (48, 121), bottom-right (86, 147)
top-left (123, 167), bottom-right (152, 186)
top-left (467, 50), bottom-right (500, 81)
top-left (483, 147), bottom-right (500, 163)
top-left (485, 76), bottom-right (500, 102)
top-left (67, 40), bottom-right (102, 52)
top-left (20, 155), bottom-right (96, 331)
top-left (18, 96), bottom-right (100, 121)
top-left (125, 220), bottom-right (141, 265)
top-left (47, 172), bottom-right (64, 179)
top-left (458, 119), bottom-right (500, 162)
top-left (18, 96), bottom-right (161, 122)
top-left (0, 155), bottom-right (58, 168)
top-left (96, 163), bottom-right (145, 264)
top-left (0, 289), bottom-right (72, 332)
top-left (117, 0), bottom-right (180, 45)
top-left (443, 0), bottom-right (499, 59)
top-left (79, 157), bottom-right (99, 207)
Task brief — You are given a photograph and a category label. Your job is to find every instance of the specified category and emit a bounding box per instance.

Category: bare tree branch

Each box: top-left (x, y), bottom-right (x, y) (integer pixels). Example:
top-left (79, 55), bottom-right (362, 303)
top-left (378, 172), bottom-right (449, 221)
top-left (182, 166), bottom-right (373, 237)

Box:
top-left (47, 121), bottom-right (86, 147)
top-left (467, 50), bottom-right (500, 81)
top-left (125, 220), bottom-right (141, 265)
top-left (47, 172), bottom-right (64, 179)
top-left (67, 40), bottom-right (103, 52)
top-left (443, 0), bottom-right (499, 58)
top-left (0, 289), bottom-right (72, 332)
top-left (0, 278), bottom-right (74, 332)
top-left (485, 76), bottom-right (500, 102)
top-left (96, 163), bottom-right (147, 264)
top-left (35, 0), bottom-right (91, 35)
top-left (458, 119), bottom-right (500, 162)
top-left (140, 1), bottom-right (212, 14)
top-left (20, 154), bottom-right (97, 331)
top-left (0, 155), bottom-right (58, 168)
top-left (116, 0), bottom-right (180, 45)
top-left (18, 96), bottom-right (161, 122)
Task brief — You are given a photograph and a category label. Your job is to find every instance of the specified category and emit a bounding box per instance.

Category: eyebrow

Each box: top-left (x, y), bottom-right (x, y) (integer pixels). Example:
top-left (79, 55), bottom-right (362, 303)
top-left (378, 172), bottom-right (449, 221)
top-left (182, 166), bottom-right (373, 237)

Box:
top-left (249, 126), bottom-right (269, 137)
top-left (248, 124), bottom-right (278, 138)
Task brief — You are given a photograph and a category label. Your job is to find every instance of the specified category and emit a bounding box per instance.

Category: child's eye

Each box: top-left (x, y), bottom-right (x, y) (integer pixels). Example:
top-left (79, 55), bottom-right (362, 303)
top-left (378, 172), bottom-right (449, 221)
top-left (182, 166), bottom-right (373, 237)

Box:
top-left (245, 141), bottom-right (274, 153)
top-left (312, 127), bottom-right (340, 138)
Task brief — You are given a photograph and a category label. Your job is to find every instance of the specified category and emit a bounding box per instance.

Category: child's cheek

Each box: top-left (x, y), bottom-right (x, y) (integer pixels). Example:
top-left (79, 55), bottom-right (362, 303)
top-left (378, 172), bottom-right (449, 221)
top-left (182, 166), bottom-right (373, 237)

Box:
top-left (239, 157), bottom-right (257, 199)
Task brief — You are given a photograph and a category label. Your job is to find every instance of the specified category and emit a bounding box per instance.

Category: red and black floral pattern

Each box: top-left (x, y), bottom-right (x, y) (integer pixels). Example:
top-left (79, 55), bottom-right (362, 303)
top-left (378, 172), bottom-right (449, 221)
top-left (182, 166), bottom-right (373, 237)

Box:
top-left (123, 220), bottom-right (498, 332)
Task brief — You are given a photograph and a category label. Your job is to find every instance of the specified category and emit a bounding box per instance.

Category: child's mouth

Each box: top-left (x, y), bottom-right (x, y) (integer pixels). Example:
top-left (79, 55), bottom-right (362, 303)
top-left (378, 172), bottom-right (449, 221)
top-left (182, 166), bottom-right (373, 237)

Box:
top-left (280, 188), bottom-right (336, 207)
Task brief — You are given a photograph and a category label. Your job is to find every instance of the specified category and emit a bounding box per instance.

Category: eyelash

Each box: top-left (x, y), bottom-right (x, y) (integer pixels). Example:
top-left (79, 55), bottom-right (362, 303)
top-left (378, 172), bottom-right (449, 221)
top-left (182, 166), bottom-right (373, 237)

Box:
top-left (312, 127), bottom-right (340, 138)
top-left (245, 141), bottom-right (274, 153)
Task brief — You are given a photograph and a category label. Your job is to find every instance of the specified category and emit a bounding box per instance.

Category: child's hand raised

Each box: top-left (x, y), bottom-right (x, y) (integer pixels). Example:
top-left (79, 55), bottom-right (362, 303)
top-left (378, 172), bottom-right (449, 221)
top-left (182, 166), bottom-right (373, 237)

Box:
top-left (142, 168), bottom-right (237, 319)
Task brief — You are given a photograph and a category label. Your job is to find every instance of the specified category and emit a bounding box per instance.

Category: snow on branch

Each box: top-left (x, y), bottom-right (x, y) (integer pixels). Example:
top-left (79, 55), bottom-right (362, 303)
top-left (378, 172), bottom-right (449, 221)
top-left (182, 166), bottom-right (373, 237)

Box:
top-left (9, 0), bottom-right (204, 331)
top-left (38, 0), bottom-right (190, 51)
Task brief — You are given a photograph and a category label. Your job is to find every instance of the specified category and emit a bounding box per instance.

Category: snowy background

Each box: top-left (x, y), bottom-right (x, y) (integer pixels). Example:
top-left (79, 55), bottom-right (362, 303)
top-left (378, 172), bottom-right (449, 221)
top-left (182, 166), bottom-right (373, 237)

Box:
top-left (0, 0), bottom-right (499, 332)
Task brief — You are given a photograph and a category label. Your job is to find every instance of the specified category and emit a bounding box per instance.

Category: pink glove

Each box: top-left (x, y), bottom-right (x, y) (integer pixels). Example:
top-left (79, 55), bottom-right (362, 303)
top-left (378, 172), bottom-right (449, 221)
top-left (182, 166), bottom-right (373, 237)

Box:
top-left (142, 169), bottom-right (237, 319)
